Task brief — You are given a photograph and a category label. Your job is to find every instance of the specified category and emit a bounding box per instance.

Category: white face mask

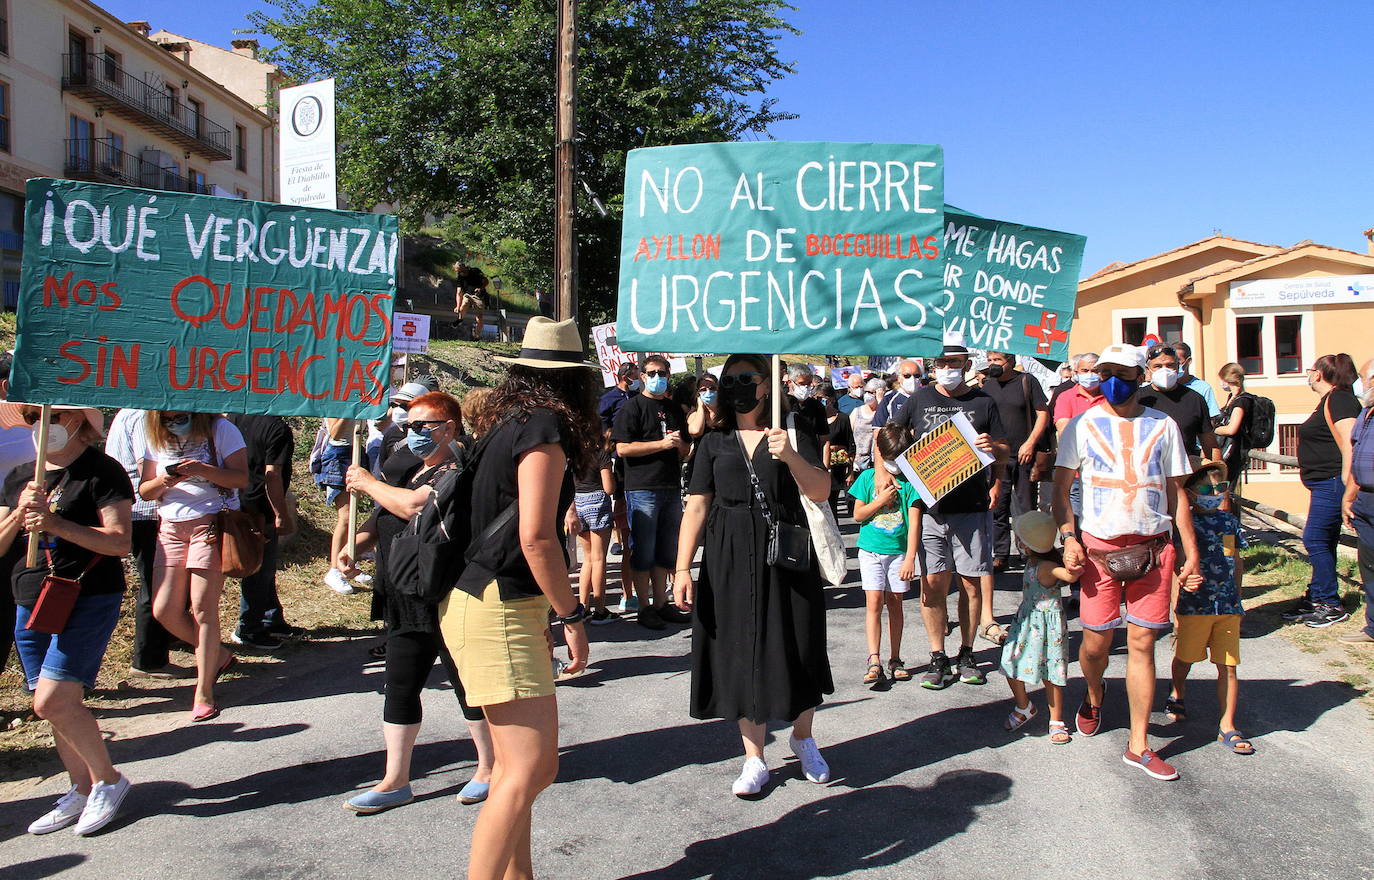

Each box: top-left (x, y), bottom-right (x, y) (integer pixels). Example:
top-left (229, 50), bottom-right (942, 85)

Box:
top-left (900, 376), bottom-right (918, 395)
top-left (863, 392), bottom-right (877, 405)
top-left (33, 421), bottom-right (70, 454)
top-left (1151, 367), bottom-right (1180, 390)
top-left (1076, 372), bottom-right (1102, 390)
top-left (934, 368), bottom-right (964, 390)
top-left (791, 384), bottom-right (813, 401)
top-left (882, 460), bottom-right (902, 476)
top-left (391, 405), bottom-right (409, 427)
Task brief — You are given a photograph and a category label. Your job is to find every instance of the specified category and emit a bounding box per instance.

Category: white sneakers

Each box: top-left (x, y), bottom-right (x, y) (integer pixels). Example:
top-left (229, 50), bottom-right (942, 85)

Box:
top-left (29, 775), bottom-right (132, 836)
top-left (789, 735), bottom-right (831, 784)
top-left (324, 568), bottom-right (354, 594)
top-left (732, 757), bottom-right (770, 797)
top-left (27, 786), bottom-right (87, 834)
top-left (351, 572), bottom-right (374, 586)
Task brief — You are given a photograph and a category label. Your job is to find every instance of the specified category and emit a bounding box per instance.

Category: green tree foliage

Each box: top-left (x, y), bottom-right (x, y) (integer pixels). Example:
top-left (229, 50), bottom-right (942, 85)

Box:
top-left (251, 0), bottom-right (797, 319)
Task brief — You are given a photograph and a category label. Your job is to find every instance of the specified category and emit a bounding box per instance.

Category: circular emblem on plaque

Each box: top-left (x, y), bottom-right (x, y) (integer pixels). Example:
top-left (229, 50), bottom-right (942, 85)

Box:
top-left (291, 95), bottom-right (323, 137)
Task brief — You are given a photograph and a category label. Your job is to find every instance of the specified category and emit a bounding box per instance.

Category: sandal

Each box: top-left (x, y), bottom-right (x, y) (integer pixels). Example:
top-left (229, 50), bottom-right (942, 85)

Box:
top-left (863, 654), bottom-right (885, 685)
top-left (1004, 703), bottom-right (1037, 731)
top-left (215, 653), bottom-right (237, 682)
top-left (1048, 722), bottom-right (1071, 745)
top-left (981, 623), bottom-right (1008, 646)
top-left (888, 659), bottom-right (912, 682)
top-left (1218, 730), bottom-right (1255, 755)
top-left (1165, 697), bottom-right (1186, 723)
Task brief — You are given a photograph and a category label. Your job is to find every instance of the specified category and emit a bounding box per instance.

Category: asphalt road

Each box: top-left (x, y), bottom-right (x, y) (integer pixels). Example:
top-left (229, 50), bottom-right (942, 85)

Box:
top-left (3, 519), bottom-right (1373, 880)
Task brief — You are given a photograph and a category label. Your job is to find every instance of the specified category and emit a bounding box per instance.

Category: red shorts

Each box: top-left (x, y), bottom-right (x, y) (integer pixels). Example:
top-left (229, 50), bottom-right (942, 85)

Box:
top-left (1079, 531), bottom-right (1175, 631)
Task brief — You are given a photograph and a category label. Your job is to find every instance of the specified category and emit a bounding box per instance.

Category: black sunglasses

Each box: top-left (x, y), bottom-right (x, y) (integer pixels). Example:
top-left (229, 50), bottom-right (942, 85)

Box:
top-left (643, 369), bottom-right (671, 377)
top-left (22, 410), bottom-right (65, 426)
top-left (408, 419), bottom-right (448, 431)
top-left (160, 413), bottom-right (190, 425)
top-left (719, 372), bottom-right (764, 389)
top-left (1145, 345), bottom-right (1177, 360)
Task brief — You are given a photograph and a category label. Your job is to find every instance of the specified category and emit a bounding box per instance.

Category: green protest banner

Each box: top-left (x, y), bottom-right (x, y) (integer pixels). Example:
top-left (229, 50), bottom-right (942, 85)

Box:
top-left (937, 207), bottom-right (1085, 360)
top-left (10, 178), bottom-right (398, 417)
top-left (616, 142), bottom-right (946, 356)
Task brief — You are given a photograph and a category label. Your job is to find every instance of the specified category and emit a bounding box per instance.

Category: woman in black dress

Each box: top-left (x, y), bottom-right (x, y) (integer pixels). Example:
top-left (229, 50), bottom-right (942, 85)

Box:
top-left (339, 392), bottom-right (493, 813)
top-left (674, 353), bottom-right (835, 797)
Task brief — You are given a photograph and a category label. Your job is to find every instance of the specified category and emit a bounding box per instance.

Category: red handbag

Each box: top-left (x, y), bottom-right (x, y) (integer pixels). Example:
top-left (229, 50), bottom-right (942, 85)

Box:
top-left (26, 551), bottom-right (99, 635)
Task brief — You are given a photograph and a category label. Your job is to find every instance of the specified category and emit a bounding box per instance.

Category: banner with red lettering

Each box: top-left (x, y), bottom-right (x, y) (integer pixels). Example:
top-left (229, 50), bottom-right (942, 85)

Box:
top-left (10, 178), bottom-right (398, 417)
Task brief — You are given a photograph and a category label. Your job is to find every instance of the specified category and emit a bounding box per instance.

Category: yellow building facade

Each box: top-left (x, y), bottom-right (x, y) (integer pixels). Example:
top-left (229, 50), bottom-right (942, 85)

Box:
top-left (1072, 234), bottom-right (1374, 514)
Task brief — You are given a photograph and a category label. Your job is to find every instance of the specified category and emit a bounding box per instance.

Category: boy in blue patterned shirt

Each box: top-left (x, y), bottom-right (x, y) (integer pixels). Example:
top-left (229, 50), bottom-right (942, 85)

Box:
top-left (1165, 458), bottom-right (1255, 754)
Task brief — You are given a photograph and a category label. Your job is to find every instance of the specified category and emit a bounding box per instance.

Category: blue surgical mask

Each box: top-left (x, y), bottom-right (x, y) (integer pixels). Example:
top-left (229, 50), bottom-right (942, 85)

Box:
top-left (626, 378), bottom-right (642, 392)
top-left (644, 374), bottom-right (669, 395)
top-left (699, 390), bottom-right (718, 407)
top-left (166, 416), bottom-right (192, 437)
top-left (1100, 375), bottom-right (1137, 405)
top-left (1193, 494), bottom-right (1224, 511)
top-left (406, 427), bottom-right (439, 458)
top-left (1076, 373), bottom-right (1101, 390)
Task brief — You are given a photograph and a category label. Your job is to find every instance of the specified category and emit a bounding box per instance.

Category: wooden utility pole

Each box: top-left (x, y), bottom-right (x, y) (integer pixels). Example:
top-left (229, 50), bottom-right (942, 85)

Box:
top-left (553, 0), bottom-right (577, 321)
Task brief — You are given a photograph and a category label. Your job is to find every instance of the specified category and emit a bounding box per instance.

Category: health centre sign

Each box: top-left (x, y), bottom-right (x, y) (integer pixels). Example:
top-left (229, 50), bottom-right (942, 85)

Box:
top-left (1230, 274), bottom-right (1374, 309)
top-left (11, 178), bottom-right (398, 418)
top-left (615, 142), bottom-right (947, 356)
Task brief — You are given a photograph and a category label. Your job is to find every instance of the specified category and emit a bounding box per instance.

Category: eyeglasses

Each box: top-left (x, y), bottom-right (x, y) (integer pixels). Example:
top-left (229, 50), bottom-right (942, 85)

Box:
top-left (160, 413), bottom-right (190, 425)
top-left (1193, 481), bottom-right (1231, 496)
top-left (643, 369), bottom-right (670, 377)
top-left (719, 372), bottom-right (764, 389)
top-left (390, 400), bottom-right (412, 410)
top-left (22, 410), bottom-right (64, 426)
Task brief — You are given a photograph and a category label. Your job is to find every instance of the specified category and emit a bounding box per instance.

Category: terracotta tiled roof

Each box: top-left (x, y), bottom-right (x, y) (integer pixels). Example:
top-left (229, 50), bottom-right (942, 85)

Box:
top-left (1178, 240), bottom-right (1374, 296)
top-left (1079, 235), bottom-right (1280, 286)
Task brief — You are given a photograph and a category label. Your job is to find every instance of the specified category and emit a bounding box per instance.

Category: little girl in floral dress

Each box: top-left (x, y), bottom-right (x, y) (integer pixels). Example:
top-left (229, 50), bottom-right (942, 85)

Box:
top-left (1000, 512), bottom-right (1082, 744)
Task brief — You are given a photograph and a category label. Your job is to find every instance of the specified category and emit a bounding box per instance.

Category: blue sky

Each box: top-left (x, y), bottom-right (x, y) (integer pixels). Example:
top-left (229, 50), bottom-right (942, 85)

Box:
top-left (103, 0), bottom-right (1374, 276)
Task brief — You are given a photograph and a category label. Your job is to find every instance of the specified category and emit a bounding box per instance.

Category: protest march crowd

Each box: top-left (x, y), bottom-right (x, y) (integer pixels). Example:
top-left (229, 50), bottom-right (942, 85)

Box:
top-left (4, 314), bottom-right (1374, 878)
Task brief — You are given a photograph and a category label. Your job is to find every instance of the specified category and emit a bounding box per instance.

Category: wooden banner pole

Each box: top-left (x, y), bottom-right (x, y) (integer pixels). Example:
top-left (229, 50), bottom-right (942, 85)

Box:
top-left (771, 355), bottom-right (784, 458)
top-left (346, 421), bottom-right (362, 562)
top-left (25, 404), bottom-right (52, 568)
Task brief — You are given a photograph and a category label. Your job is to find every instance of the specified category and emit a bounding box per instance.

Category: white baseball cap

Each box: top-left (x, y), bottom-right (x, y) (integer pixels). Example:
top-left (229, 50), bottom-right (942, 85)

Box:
top-left (1096, 343), bottom-right (1147, 372)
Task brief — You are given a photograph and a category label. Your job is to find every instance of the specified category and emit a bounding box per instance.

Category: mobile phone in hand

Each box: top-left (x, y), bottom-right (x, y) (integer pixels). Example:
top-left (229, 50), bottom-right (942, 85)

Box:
top-left (165, 463), bottom-right (183, 477)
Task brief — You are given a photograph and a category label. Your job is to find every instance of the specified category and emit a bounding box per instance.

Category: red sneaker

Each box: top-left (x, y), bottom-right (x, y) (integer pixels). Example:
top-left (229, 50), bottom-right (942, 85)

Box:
top-left (1075, 697), bottom-right (1102, 736)
top-left (1122, 748), bottom-right (1179, 781)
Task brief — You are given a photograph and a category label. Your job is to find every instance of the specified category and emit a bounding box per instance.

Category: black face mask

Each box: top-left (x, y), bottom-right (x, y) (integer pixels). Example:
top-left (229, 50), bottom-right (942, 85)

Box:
top-left (722, 384), bottom-right (763, 414)
top-left (984, 364), bottom-right (1005, 379)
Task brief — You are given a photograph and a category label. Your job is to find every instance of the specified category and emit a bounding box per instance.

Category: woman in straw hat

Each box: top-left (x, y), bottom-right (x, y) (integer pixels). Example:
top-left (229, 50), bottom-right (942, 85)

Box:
top-left (437, 316), bottom-right (600, 880)
top-left (0, 403), bottom-right (134, 835)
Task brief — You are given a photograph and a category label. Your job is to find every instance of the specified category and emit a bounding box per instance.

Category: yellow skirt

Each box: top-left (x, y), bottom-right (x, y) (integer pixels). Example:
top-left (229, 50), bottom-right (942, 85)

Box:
top-left (438, 581), bottom-right (554, 706)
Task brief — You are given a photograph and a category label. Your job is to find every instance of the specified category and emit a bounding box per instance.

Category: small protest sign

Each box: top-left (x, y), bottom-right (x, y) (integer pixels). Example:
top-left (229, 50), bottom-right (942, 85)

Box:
top-left (830, 365), bottom-right (866, 389)
top-left (893, 411), bottom-right (995, 507)
top-left (391, 312), bottom-right (431, 354)
top-left (11, 178), bottom-right (398, 418)
top-left (937, 208), bottom-right (1085, 361)
top-left (616, 142), bottom-right (947, 357)
top-left (591, 323), bottom-right (687, 388)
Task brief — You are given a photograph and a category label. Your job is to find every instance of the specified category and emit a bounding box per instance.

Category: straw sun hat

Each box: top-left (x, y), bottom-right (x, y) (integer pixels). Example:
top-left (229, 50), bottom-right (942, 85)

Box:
top-left (0, 402), bottom-right (104, 437)
top-left (1013, 511), bottom-right (1059, 555)
top-left (494, 317), bottom-right (598, 371)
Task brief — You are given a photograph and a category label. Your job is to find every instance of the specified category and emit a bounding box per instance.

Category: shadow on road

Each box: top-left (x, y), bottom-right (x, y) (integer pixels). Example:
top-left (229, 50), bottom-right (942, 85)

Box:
top-left (617, 770), bottom-right (1012, 880)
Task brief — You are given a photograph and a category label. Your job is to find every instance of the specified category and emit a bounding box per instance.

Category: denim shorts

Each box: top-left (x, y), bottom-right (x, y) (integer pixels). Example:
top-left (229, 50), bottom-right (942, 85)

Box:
top-left (14, 591), bottom-right (123, 691)
top-left (625, 488), bottom-right (683, 572)
top-left (317, 442), bottom-right (350, 503)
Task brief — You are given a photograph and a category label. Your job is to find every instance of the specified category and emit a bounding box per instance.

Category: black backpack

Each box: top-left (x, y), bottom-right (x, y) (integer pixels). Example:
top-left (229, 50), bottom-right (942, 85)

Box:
top-left (386, 412), bottom-right (518, 605)
top-left (1243, 393), bottom-right (1276, 450)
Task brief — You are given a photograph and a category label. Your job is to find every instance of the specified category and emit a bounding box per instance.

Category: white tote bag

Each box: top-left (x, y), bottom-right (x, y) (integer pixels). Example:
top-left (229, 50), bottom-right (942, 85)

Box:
top-left (787, 414), bottom-right (848, 586)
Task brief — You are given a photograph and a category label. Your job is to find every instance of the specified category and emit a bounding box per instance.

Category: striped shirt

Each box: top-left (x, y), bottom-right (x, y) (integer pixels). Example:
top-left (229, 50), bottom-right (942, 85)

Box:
top-left (104, 409), bottom-right (158, 521)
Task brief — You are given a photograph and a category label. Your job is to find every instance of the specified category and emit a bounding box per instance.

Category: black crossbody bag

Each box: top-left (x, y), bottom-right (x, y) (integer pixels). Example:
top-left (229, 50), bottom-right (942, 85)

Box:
top-left (737, 432), bottom-right (811, 572)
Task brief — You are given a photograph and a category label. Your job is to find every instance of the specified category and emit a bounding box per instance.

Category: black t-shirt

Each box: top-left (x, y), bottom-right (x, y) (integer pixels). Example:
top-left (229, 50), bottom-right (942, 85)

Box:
top-left (1220, 392), bottom-right (1255, 455)
top-left (375, 458), bottom-right (454, 633)
top-left (793, 397), bottom-right (831, 441)
top-left (981, 372), bottom-right (1048, 447)
top-left (1299, 389), bottom-right (1363, 481)
top-left (611, 393), bottom-right (688, 491)
top-left (7, 447), bottom-right (134, 605)
top-left (456, 408), bottom-right (572, 600)
top-left (1138, 384), bottom-right (1212, 454)
top-left (227, 414), bottom-right (293, 516)
top-left (825, 412), bottom-right (854, 455)
top-left (379, 423), bottom-right (408, 473)
top-left (574, 449), bottom-right (613, 493)
top-left (894, 385), bottom-right (1004, 515)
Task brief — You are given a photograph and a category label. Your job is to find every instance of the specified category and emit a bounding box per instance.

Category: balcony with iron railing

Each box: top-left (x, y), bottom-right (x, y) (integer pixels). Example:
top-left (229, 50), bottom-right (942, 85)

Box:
top-left (64, 138), bottom-right (213, 195)
top-left (61, 52), bottom-right (232, 161)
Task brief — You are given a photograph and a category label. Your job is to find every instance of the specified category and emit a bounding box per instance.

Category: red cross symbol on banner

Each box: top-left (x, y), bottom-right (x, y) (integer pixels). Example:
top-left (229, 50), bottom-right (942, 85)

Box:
top-left (401, 320), bottom-right (417, 337)
top-left (1023, 311), bottom-right (1068, 354)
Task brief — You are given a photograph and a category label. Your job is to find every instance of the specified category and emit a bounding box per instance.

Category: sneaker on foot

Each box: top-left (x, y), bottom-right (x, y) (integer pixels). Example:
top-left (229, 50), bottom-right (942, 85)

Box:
top-left (955, 647), bottom-right (985, 685)
top-left (731, 757), bottom-right (769, 797)
top-left (788, 735), bottom-right (831, 783)
top-left (28, 786), bottom-right (87, 835)
top-left (266, 623), bottom-right (306, 639)
top-left (609, 542), bottom-right (623, 556)
top-left (230, 630), bottom-right (282, 651)
top-left (1337, 630), bottom-right (1374, 644)
top-left (1281, 594), bottom-right (1315, 621)
top-left (656, 603), bottom-right (692, 624)
top-left (1076, 696), bottom-right (1103, 736)
top-left (324, 568), bottom-right (354, 595)
top-left (637, 605), bottom-right (665, 630)
top-left (74, 775), bottom-right (131, 836)
top-left (1122, 748), bottom-right (1179, 781)
top-left (921, 652), bottom-right (955, 690)
top-left (1302, 603), bottom-right (1350, 628)
top-left (352, 572), bottom-right (374, 586)
top-left (588, 607), bottom-right (615, 626)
